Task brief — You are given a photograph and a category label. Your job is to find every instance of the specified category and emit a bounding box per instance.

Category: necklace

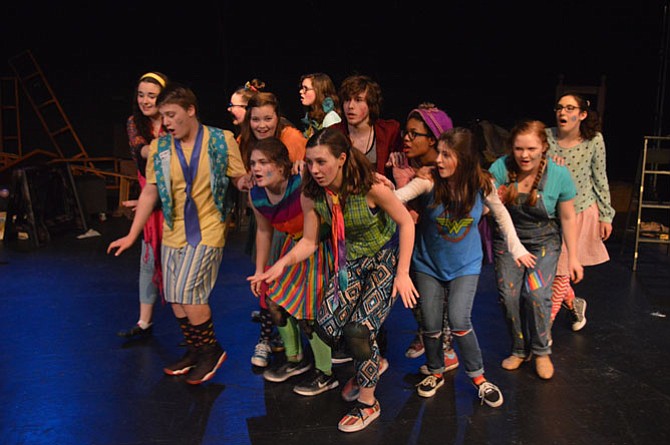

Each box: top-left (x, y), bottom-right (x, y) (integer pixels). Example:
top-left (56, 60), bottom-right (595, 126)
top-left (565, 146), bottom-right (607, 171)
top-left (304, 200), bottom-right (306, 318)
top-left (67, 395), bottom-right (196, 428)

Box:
top-left (363, 126), bottom-right (373, 153)
top-left (351, 125), bottom-right (373, 154)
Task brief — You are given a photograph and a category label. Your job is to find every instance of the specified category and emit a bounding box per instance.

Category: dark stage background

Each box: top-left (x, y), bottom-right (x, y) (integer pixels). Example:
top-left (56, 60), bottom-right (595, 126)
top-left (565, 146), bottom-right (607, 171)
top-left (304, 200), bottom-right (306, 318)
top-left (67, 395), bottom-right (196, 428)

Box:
top-left (1, 1), bottom-right (666, 183)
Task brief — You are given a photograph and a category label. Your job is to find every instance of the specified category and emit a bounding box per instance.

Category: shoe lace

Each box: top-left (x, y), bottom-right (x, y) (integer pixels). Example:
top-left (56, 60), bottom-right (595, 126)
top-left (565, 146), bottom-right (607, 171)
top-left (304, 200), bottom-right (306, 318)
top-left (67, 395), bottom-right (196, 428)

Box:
top-left (254, 341), bottom-right (270, 355)
top-left (418, 375), bottom-right (440, 388)
top-left (477, 382), bottom-right (498, 405)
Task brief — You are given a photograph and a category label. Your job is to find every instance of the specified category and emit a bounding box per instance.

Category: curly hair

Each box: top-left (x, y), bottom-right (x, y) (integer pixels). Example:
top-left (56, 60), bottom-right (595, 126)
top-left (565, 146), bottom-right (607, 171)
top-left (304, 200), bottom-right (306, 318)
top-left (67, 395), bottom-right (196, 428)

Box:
top-left (556, 92), bottom-right (601, 140)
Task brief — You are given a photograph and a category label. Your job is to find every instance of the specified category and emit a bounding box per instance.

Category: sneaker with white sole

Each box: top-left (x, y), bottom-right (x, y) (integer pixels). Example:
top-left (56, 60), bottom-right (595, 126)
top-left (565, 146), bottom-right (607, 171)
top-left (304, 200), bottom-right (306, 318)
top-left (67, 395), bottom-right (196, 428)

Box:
top-left (417, 374), bottom-right (444, 397)
top-left (405, 334), bottom-right (424, 358)
top-left (332, 341), bottom-right (353, 364)
top-left (185, 343), bottom-right (227, 385)
top-left (570, 297), bottom-right (587, 331)
top-left (476, 380), bottom-right (503, 407)
top-left (263, 356), bottom-right (312, 383)
top-left (341, 357), bottom-right (389, 402)
top-left (337, 400), bottom-right (381, 433)
top-left (163, 347), bottom-right (199, 376)
top-left (293, 369), bottom-right (339, 396)
top-left (251, 340), bottom-right (272, 368)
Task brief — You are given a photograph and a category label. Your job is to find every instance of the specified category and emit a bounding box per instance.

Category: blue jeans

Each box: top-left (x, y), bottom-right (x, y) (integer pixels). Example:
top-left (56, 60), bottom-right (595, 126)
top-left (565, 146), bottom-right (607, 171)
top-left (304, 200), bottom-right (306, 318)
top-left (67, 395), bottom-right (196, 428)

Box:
top-left (414, 271), bottom-right (483, 378)
top-left (139, 241), bottom-right (159, 305)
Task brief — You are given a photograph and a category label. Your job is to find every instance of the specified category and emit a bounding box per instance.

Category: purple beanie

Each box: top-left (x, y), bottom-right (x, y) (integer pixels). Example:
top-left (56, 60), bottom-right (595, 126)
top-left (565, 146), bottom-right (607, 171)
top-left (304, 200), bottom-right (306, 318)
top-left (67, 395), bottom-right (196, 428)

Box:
top-left (408, 106), bottom-right (453, 139)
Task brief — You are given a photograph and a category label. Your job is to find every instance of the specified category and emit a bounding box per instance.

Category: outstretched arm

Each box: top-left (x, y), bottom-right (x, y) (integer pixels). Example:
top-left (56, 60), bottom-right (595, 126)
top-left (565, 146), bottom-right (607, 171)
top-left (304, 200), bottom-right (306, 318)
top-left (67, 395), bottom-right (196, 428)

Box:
top-left (247, 194), bottom-right (320, 286)
top-left (107, 183), bottom-right (159, 256)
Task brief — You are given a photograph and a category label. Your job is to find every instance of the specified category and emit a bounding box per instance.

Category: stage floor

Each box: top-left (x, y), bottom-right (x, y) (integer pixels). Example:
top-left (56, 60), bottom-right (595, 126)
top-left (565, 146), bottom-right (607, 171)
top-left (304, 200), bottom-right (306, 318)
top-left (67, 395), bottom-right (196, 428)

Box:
top-left (1, 215), bottom-right (669, 444)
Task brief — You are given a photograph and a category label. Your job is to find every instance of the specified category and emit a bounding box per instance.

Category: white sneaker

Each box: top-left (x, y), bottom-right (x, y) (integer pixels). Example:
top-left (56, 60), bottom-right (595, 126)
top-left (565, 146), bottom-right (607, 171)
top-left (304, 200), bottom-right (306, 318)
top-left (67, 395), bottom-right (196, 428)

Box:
top-left (570, 297), bottom-right (587, 331)
top-left (251, 340), bottom-right (272, 367)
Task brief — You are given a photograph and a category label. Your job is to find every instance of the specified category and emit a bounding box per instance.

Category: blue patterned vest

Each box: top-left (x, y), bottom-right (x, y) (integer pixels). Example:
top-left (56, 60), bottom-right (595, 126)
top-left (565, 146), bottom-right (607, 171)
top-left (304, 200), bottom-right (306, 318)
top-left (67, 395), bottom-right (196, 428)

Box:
top-left (153, 126), bottom-right (231, 229)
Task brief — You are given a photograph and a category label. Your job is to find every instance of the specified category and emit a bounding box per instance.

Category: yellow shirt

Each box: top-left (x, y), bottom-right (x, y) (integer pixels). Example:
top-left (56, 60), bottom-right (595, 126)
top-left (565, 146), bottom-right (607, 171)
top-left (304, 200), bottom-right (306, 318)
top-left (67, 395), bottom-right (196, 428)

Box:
top-left (146, 127), bottom-right (246, 248)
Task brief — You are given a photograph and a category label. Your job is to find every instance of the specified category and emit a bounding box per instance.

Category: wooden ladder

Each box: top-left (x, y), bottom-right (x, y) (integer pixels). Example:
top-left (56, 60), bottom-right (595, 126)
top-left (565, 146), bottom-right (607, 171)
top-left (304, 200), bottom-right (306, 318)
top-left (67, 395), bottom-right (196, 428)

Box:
top-left (7, 50), bottom-right (93, 167)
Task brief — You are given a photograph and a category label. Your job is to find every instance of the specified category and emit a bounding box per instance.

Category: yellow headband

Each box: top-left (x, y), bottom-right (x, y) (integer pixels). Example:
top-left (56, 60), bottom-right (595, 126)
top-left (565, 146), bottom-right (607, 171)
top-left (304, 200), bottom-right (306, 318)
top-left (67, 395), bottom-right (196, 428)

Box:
top-left (139, 72), bottom-right (166, 88)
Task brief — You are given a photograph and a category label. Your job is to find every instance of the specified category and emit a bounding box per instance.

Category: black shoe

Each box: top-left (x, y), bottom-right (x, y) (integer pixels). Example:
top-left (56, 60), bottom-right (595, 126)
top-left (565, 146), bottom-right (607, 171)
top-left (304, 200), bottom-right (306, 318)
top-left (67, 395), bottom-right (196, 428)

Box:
top-left (476, 381), bottom-right (504, 408)
top-left (417, 374), bottom-right (444, 398)
top-left (186, 343), bottom-right (227, 385)
top-left (293, 369), bottom-right (339, 396)
top-left (263, 356), bottom-right (312, 382)
top-left (332, 349), bottom-right (353, 364)
top-left (164, 347), bottom-right (199, 376)
top-left (117, 324), bottom-right (153, 339)
top-left (332, 340), bottom-right (353, 364)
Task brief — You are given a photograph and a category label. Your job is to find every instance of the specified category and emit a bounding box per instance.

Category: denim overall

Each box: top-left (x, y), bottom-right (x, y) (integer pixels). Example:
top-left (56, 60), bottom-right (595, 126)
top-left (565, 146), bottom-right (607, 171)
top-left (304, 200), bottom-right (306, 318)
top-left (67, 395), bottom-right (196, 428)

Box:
top-left (493, 175), bottom-right (561, 357)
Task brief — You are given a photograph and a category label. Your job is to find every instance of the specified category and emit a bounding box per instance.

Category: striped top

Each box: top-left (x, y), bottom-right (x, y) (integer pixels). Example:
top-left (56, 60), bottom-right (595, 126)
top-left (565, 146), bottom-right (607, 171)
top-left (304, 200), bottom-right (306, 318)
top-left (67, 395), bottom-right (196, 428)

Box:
top-left (250, 174), bottom-right (303, 237)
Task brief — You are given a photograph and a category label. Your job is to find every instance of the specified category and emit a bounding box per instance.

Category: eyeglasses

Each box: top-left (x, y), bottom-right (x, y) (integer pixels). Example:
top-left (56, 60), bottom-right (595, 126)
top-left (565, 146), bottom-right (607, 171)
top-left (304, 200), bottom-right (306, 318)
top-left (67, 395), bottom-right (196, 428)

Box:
top-left (401, 129), bottom-right (432, 141)
top-left (554, 104), bottom-right (580, 112)
top-left (228, 103), bottom-right (246, 109)
top-left (299, 86), bottom-right (314, 93)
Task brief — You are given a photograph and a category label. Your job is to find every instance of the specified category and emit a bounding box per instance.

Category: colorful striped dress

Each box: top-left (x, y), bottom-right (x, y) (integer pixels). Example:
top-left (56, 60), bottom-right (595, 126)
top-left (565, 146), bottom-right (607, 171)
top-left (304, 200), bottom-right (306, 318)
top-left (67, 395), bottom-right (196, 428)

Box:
top-left (250, 174), bottom-right (332, 320)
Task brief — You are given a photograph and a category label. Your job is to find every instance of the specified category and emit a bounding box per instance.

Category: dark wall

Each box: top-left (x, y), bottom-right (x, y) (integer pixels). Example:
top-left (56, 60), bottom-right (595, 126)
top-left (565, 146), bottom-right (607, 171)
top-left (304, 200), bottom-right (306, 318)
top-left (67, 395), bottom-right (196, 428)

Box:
top-left (1, 1), bottom-right (667, 183)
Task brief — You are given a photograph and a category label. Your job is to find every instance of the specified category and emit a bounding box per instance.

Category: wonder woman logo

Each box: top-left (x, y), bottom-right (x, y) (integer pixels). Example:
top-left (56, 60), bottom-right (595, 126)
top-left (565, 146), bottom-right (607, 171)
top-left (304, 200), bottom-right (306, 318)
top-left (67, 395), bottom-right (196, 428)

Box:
top-left (435, 214), bottom-right (474, 242)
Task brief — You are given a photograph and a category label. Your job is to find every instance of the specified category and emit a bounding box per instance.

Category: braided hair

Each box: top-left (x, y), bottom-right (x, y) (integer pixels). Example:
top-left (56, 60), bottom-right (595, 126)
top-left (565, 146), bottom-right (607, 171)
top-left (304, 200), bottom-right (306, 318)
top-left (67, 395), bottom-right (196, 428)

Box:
top-left (503, 120), bottom-right (548, 207)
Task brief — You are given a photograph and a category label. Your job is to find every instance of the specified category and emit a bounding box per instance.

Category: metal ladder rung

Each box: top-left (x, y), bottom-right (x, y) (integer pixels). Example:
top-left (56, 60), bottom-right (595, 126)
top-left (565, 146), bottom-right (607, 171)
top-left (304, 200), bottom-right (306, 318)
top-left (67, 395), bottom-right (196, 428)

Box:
top-left (632, 136), bottom-right (670, 271)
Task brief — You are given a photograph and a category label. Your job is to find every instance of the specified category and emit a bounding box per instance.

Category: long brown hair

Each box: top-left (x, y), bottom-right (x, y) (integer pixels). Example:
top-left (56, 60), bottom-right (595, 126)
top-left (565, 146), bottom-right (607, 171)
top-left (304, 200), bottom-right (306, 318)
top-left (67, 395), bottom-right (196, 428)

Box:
top-left (239, 92), bottom-right (293, 168)
top-left (302, 127), bottom-right (374, 208)
top-left (503, 120), bottom-right (548, 207)
top-left (131, 71), bottom-right (169, 144)
top-left (432, 127), bottom-right (493, 218)
top-left (300, 73), bottom-right (342, 124)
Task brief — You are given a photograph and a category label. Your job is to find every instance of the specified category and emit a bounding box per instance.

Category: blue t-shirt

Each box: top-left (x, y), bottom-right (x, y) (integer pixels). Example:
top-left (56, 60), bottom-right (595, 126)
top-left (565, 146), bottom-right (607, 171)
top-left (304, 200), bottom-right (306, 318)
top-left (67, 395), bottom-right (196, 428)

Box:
top-left (488, 156), bottom-right (576, 218)
top-left (412, 190), bottom-right (484, 281)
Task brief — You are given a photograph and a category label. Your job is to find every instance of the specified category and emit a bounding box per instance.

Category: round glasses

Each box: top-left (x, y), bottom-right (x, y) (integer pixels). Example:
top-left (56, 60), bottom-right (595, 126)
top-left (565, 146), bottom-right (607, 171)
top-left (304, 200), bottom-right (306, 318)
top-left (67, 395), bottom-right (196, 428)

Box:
top-left (554, 104), bottom-right (580, 112)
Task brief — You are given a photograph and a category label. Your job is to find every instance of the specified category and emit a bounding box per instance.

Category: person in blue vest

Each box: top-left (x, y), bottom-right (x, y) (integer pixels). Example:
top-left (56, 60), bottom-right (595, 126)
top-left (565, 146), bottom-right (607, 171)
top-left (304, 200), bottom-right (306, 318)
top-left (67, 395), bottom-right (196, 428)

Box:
top-left (108, 82), bottom-right (247, 385)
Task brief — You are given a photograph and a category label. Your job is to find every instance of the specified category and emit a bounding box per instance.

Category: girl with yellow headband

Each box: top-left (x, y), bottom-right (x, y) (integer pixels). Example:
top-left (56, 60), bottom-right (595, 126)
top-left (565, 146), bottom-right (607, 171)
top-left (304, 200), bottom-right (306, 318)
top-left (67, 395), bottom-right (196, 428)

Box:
top-left (117, 71), bottom-right (169, 341)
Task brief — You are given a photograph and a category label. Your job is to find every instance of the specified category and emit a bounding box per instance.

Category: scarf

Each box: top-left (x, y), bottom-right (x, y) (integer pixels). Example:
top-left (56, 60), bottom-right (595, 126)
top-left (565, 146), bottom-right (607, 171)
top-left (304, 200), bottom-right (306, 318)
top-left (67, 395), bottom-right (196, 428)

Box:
top-left (326, 188), bottom-right (348, 298)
